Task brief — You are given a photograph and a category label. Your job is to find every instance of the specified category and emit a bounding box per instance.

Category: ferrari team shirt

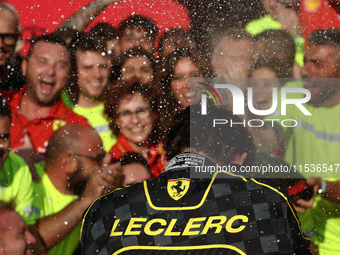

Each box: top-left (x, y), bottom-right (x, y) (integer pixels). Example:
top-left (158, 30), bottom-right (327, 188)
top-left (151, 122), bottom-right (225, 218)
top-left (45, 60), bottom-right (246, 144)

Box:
top-left (1, 86), bottom-right (90, 155)
top-left (109, 134), bottom-right (164, 179)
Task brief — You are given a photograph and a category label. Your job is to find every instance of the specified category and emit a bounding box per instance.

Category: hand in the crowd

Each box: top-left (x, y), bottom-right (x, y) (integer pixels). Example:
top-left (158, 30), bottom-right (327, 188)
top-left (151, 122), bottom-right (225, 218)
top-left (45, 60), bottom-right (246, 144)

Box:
top-left (101, 154), bottom-right (123, 193)
top-left (276, 3), bottom-right (301, 35)
top-left (215, 58), bottom-right (248, 80)
top-left (107, 0), bottom-right (122, 4)
top-left (11, 133), bottom-right (34, 152)
top-left (81, 155), bottom-right (122, 202)
top-left (293, 177), bottom-right (322, 214)
top-left (213, 58), bottom-right (248, 112)
top-left (293, 62), bottom-right (302, 79)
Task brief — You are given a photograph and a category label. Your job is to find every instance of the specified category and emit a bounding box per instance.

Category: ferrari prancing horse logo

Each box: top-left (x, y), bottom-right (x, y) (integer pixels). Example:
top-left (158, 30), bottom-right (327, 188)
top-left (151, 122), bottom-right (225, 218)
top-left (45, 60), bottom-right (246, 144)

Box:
top-left (52, 119), bottom-right (67, 131)
top-left (167, 178), bottom-right (191, 201)
top-left (304, 0), bottom-right (320, 12)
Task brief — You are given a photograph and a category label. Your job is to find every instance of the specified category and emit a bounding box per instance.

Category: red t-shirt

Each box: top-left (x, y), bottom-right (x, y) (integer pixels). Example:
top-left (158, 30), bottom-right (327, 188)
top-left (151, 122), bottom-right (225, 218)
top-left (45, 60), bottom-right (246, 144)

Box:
top-left (299, 0), bottom-right (340, 44)
top-left (109, 134), bottom-right (164, 179)
top-left (1, 86), bottom-right (90, 155)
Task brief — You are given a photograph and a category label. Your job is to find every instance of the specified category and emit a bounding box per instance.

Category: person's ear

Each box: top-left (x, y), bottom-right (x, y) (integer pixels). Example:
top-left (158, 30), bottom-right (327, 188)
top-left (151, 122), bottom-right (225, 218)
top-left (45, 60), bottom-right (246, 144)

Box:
top-left (161, 151), bottom-right (169, 168)
top-left (231, 152), bottom-right (247, 165)
top-left (62, 154), bottom-right (78, 175)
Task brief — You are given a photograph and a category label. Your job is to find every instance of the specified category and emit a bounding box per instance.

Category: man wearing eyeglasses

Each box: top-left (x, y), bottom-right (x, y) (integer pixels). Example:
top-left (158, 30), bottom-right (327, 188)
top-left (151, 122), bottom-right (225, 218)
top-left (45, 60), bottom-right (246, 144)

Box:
top-left (29, 124), bottom-right (122, 255)
top-left (0, 2), bottom-right (25, 91)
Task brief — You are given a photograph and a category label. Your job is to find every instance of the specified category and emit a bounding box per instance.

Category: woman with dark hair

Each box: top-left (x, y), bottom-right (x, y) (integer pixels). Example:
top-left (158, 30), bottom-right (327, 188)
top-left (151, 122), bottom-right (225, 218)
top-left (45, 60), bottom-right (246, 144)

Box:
top-left (159, 48), bottom-right (209, 131)
top-left (105, 80), bottom-right (164, 178)
top-left (111, 48), bottom-right (156, 85)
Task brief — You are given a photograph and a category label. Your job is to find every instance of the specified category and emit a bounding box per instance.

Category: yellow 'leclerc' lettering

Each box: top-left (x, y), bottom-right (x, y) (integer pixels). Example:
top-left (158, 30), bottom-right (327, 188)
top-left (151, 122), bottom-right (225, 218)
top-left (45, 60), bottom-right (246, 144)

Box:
top-left (110, 215), bottom-right (249, 237)
top-left (164, 219), bottom-right (181, 236)
top-left (201, 216), bottom-right (227, 235)
top-left (110, 220), bottom-right (123, 236)
top-left (182, 217), bottom-right (206, 235)
top-left (225, 215), bottom-right (248, 233)
top-left (125, 218), bottom-right (148, 235)
top-left (144, 219), bottom-right (167, 236)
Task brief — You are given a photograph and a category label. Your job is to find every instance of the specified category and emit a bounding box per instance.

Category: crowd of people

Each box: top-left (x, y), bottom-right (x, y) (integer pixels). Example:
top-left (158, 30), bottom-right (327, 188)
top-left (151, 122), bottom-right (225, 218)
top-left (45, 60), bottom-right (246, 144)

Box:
top-left (0, 0), bottom-right (340, 254)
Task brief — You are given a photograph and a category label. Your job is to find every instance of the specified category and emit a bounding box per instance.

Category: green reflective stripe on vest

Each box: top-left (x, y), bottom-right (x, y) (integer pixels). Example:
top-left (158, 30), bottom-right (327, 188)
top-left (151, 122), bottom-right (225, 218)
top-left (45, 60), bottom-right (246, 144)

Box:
top-left (297, 120), bottom-right (340, 142)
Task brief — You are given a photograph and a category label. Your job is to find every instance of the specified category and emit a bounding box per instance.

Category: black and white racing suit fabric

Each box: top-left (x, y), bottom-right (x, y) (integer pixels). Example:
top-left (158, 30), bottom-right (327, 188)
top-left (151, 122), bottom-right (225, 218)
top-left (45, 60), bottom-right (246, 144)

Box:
top-left (80, 153), bottom-right (311, 255)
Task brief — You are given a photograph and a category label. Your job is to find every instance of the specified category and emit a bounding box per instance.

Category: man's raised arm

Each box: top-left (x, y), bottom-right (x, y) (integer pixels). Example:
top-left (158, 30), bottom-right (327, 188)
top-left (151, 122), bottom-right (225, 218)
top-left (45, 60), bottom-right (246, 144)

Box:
top-left (58, 0), bottom-right (121, 31)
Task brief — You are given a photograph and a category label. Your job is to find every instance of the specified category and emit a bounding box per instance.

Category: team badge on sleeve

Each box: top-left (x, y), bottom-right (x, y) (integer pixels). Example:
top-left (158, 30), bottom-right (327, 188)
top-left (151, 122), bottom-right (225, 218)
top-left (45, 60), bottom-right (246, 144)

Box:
top-left (167, 178), bottom-right (190, 200)
top-left (52, 119), bottom-right (67, 131)
top-left (304, 0), bottom-right (320, 12)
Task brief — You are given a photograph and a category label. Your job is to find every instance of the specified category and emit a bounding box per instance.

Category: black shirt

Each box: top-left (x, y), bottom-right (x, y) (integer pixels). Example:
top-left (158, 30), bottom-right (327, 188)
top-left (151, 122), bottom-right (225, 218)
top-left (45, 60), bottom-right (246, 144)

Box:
top-left (0, 62), bottom-right (25, 91)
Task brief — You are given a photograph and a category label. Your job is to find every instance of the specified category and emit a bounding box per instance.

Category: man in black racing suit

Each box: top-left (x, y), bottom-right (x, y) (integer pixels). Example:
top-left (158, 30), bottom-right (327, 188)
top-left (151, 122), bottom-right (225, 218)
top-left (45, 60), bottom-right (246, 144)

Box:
top-left (80, 104), bottom-right (311, 255)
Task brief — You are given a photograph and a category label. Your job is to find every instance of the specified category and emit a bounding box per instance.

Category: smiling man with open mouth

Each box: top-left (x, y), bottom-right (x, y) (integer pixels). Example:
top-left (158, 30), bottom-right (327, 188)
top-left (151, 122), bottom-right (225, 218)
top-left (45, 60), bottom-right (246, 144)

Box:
top-left (1, 34), bottom-right (90, 156)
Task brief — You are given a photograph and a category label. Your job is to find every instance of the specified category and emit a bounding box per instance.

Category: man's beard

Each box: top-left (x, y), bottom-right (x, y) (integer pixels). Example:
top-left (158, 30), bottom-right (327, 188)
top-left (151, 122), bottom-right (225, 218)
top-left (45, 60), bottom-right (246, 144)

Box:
top-left (0, 58), bottom-right (12, 77)
top-left (25, 70), bottom-right (65, 106)
top-left (68, 159), bottom-right (88, 197)
top-left (308, 81), bottom-right (340, 107)
top-left (68, 176), bottom-right (86, 197)
top-left (33, 90), bottom-right (62, 107)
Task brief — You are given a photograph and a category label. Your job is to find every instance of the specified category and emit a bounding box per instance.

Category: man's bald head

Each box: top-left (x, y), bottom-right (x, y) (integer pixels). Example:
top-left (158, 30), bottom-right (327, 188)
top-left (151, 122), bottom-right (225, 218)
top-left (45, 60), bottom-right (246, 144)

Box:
top-left (0, 3), bottom-right (19, 33)
top-left (45, 125), bottom-right (100, 166)
top-left (0, 2), bottom-right (19, 67)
